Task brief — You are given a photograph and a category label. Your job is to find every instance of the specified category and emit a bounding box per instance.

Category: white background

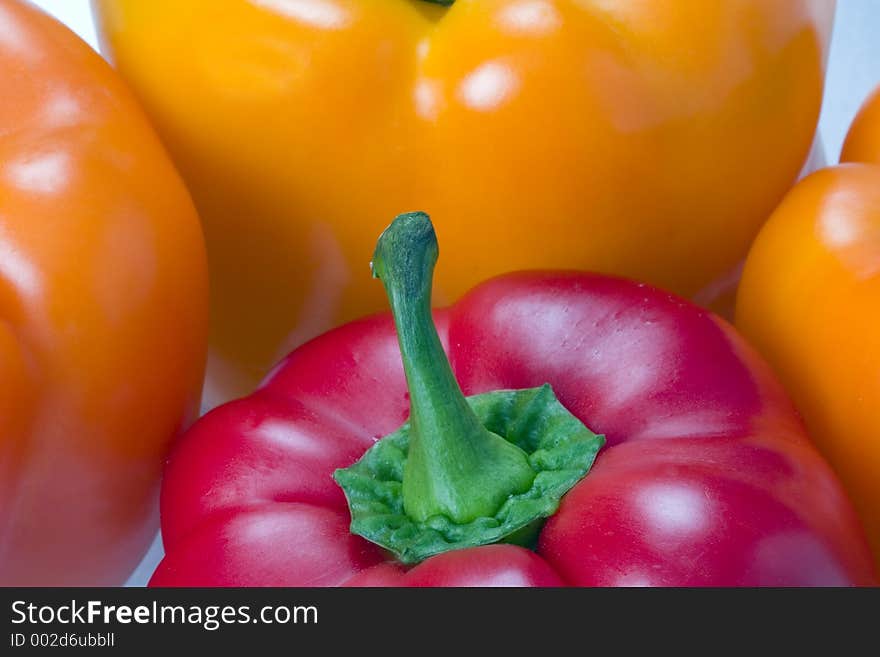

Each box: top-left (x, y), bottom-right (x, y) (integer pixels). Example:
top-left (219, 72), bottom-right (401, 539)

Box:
top-left (26, 0), bottom-right (880, 586)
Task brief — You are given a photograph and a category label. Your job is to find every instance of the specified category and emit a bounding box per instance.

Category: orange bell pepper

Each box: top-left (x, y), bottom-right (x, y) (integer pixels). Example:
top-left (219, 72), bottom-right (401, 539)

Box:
top-left (93, 0), bottom-right (835, 403)
top-left (736, 89), bottom-right (880, 564)
top-left (841, 85), bottom-right (880, 164)
top-left (0, 0), bottom-right (208, 584)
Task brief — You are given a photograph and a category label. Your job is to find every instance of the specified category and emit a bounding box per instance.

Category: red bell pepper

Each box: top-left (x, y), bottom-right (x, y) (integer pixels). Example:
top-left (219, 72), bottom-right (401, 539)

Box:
top-left (151, 213), bottom-right (876, 586)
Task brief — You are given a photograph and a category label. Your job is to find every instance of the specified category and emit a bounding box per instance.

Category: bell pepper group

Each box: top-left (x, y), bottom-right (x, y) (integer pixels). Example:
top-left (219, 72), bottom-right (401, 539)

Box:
top-left (1, 0), bottom-right (878, 588)
top-left (92, 0), bottom-right (835, 403)
top-left (150, 213), bottom-right (876, 587)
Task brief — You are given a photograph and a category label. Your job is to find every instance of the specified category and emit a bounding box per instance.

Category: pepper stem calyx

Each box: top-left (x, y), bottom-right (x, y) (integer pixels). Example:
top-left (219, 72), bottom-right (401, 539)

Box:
top-left (334, 212), bottom-right (604, 564)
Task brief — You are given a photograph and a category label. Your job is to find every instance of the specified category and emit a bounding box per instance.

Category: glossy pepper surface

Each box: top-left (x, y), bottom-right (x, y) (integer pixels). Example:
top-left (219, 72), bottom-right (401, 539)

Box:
top-left (150, 213), bottom-right (875, 587)
top-left (0, 0), bottom-right (208, 585)
top-left (737, 160), bottom-right (880, 567)
top-left (92, 0), bottom-right (835, 404)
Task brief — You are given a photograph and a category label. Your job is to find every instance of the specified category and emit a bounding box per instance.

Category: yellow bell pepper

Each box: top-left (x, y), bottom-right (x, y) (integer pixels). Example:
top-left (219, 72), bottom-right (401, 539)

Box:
top-left (93, 0), bottom-right (835, 403)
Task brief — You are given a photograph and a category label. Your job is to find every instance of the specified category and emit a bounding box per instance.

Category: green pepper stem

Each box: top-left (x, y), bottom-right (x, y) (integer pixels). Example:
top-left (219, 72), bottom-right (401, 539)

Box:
top-left (371, 212), bottom-right (535, 524)
top-left (419, 0), bottom-right (454, 6)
